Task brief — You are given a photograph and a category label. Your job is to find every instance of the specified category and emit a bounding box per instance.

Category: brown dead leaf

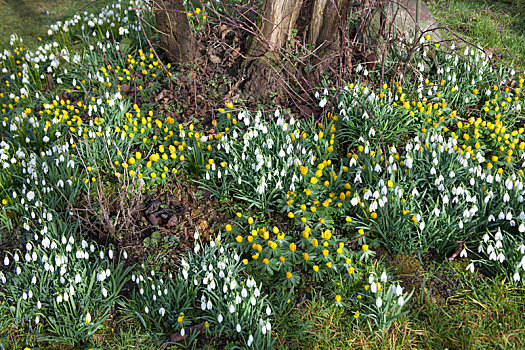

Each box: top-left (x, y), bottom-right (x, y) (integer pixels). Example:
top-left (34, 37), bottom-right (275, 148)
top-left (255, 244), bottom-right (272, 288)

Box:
top-left (209, 54), bottom-right (222, 64)
top-left (164, 322), bottom-right (205, 347)
top-left (197, 219), bottom-right (209, 231)
top-left (167, 214), bottom-right (179, 228)
top-left (155, 89), bottom-right (170, 102)
top-left (148, 213), bottom-right (159, 226)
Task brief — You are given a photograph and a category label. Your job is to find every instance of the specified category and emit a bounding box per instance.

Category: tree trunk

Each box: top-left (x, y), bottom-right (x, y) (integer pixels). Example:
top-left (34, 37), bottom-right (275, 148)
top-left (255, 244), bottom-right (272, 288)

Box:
top-left (244, 0), bottom-right (351, 101)
top-left (155, 0), bottom-right (195, 64)
top-left (251, 0), bottom-right (349, 55)
top-left (154, 0), bottom-right (351, 100)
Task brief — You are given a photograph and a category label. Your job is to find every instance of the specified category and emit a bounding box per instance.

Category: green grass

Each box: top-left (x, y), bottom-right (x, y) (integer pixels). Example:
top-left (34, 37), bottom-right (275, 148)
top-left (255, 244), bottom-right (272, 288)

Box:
top-left (0, 0), bottom-right (109, 48)
top-left (274, 261), bottom-right (525, 349)
top-left (429, 0), bottom-right (525, 67)
top-left (1, 0), bottom-right (525, 349)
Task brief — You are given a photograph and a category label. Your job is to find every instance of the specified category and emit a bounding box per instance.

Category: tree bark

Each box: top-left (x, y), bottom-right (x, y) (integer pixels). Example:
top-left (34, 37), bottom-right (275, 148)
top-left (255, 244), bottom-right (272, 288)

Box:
top-left (244, 0), bottom-right (351, 100)
top-left (250, 0), bottom-right (349, 55)
top-left (154, 0), bottom-right (195, 64)
top-left (154, 0), bottom-right (351, 100)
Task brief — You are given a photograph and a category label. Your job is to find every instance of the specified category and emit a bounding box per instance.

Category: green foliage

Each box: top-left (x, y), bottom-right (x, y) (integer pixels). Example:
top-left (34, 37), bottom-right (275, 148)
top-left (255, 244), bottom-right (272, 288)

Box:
top-left (1, 0), bottom-right (525, 348)
top-left (0, 216), bottom-right (131, 345)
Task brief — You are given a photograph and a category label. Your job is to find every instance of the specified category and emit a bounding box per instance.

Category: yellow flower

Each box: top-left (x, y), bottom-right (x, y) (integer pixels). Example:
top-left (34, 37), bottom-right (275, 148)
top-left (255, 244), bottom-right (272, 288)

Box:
top-left (310, 177), bottom-right (318, 184)
top-left (313, 265), bottom-right (319, 272)
top-left (335, 295), bottom-right (342, 302)
top-left (362, 244), bottom-right (369, 252)
top-left (225, 224), bottom-right (232, 231)
top-left (288, 212), bottom-right (295, 218)
top-left (303, 252), bottom-right (309, 260)
top-left (348, 266), bottom-right (355, 274)
top-left (358, 229), bottom-right (365, 235)
top-left (286, 272), bottom-right (293, 279)
top-left (263, 258), bottom-right (269, 265)
top-left (326, 262), bottom-right (332, 268)
top-left (205, 321), bottom-right (210, 328)
top-left (248, 217), bottom-right (254, 224)
top-left (235, 235), bottom-right (243, 243)
top-left (289, 243), bottom-right (297, 252)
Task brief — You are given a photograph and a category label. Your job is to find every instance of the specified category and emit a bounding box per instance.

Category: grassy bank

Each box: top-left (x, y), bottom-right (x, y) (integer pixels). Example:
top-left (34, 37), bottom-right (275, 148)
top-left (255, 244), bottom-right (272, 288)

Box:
top-left (429, 0), bottom-right (525, 66)
top-left (0, 0), bottom-right (110, 48)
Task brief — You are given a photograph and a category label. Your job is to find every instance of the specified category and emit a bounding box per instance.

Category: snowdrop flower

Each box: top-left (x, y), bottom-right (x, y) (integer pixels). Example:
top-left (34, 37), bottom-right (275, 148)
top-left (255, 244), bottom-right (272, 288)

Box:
top-left (466, 263), bottom-right (474, 273)
top-left (380, 272), bottom-right (388, 282)
top-left (376, 297), bottom-right (383, 308)
top-left (396, 285), bottom-right (403, 296)
top-left (513, 272), bottom-right (521, 282)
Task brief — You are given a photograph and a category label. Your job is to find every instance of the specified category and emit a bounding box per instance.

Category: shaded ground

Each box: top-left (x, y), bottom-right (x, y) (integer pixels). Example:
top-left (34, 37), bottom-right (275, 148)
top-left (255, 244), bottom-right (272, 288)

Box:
top-left (0, 0), bottom-right (110, 48)
top-left (429, 0), bottom-right (525, 67)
